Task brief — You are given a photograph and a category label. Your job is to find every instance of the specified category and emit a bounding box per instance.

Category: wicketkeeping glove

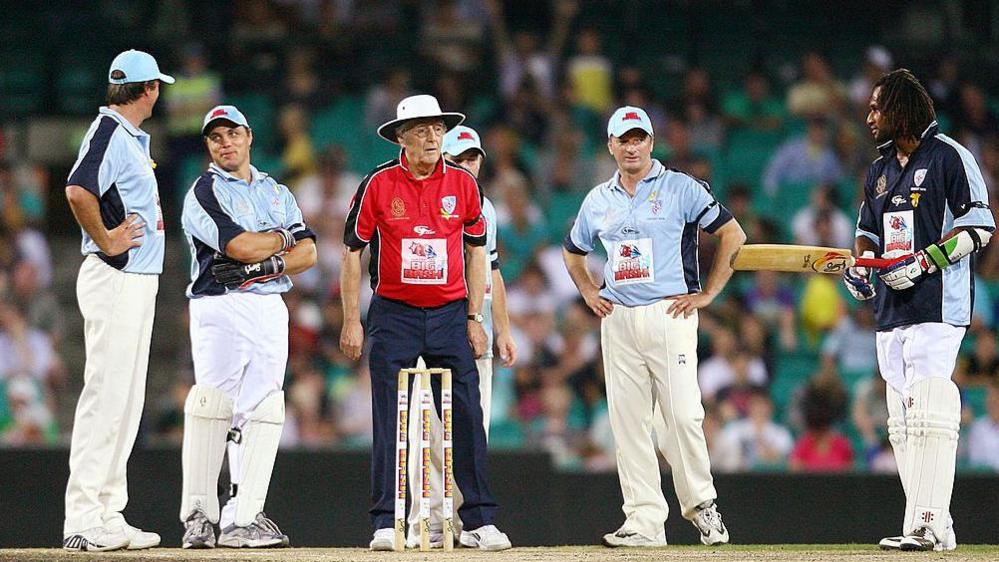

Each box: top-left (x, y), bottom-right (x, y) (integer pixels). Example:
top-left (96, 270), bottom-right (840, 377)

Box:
top-left (212, 254), bottom-right (286, 290)
top-left (878, 250), bottom-right (936, 291)
top-left (843, 251), bottom-right (876, 300)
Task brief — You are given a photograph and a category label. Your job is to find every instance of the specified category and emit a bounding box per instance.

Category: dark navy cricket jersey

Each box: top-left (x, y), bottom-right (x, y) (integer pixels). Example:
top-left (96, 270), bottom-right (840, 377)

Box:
top-left (855, 121), bottom-right (995, 331)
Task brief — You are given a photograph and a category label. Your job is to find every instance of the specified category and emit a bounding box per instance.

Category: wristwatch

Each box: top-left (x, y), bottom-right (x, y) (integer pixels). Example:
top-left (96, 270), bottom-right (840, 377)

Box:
top-left (467, 313), bottom-right (484, 323)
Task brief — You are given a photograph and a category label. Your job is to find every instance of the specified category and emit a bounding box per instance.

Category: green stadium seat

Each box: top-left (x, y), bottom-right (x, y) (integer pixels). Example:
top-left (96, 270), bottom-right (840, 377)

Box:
top-left (0, 50), bottom-right (46, 117)
top-left (226, 93), bottom-right (276, 153)
top-left (963, 386), bottom-right (988, 418)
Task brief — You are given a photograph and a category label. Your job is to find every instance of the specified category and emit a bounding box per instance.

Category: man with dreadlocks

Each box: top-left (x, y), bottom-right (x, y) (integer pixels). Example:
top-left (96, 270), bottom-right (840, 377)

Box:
top-left (844, 69), bottom-right (994, 551)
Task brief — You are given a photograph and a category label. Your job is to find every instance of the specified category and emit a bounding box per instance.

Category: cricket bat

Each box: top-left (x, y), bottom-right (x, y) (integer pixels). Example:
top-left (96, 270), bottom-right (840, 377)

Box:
top-left (730, 244), bottom-right (903, 274)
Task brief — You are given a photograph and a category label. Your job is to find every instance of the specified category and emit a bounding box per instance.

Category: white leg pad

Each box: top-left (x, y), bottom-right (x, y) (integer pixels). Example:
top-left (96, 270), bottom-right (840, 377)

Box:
top-left (903, 378), bottom-right (960, 539)
top-left (181, 384), bottom-right (234, 523)
top-left (233, 391), bottom-right (285, 527)
top-left (886, 384), bottom-right (908, 533)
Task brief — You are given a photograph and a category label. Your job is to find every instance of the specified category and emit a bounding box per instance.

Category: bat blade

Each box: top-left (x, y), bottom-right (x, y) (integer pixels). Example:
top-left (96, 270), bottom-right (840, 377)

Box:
top-left (731, 244), bottom-right (856, 274)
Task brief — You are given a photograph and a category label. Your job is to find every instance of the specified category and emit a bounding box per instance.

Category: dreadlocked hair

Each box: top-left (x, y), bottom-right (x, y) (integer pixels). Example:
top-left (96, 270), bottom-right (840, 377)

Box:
top-left (873, 68), bottom-right (936, 141)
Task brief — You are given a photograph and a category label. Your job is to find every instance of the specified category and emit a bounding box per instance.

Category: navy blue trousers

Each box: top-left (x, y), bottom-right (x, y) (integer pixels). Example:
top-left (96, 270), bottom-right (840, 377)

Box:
top-left (367, 296), bottom-right (497, 530)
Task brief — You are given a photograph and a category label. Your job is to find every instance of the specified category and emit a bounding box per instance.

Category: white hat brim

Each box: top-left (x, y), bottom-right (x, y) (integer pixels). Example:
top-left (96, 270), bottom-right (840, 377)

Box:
top-left (377, 113), bottom-right (465, 144)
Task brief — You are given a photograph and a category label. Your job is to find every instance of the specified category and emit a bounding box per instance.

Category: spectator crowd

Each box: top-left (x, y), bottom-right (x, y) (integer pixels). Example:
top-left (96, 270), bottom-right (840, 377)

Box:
top-left (3, 0), bottom-right (999, 476)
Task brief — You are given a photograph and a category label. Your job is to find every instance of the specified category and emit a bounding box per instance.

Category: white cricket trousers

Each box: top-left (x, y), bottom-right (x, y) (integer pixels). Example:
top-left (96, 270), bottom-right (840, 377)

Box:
top-left (189, 292), bottom-right (288, 529)
top-left (64, 255), bottom-right (158, 535)
top-left (406, 356), bottom-right (493, 536)
top-left (603, 300), bottom-right (716, 538)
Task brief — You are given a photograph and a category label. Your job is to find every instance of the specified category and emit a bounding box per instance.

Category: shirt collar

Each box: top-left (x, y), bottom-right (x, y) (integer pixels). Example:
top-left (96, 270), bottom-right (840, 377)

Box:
top-left (609, 159), bottom-right (664, 194)
top-left (877, 120), bottom-right (939, 157)
top-left (209, 162), bottom-right (266, 184)
top-left (99, 106), bottom-right (148, 138)
top-left (398, 149), bottom-right (445, 180)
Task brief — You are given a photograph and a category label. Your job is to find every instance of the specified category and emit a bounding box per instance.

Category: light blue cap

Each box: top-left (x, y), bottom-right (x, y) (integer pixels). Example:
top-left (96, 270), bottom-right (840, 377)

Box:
top-left (108, 50), bottom-right (175, 85)
top-left (607, 106), bottom-right (654, 138)
top-left (201, 105), bottom-right (250, 136)
top-left (442, 125), bottom-right (486, 157)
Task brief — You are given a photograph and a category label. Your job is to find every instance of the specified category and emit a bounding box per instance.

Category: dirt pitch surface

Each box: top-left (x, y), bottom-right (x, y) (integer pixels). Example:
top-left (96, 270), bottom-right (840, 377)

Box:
top-left (2, 545), bottom-right (998, 562)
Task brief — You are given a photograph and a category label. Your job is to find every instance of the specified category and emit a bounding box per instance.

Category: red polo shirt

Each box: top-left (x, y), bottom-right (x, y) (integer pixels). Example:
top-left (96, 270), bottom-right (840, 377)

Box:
top-left (344, 151), bottom-right (486, 308)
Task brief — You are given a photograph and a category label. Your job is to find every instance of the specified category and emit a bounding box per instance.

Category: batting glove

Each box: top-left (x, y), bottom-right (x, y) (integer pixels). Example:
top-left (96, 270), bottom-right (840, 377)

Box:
top-left (212, 254), bottom-right (286, 290)
top-left (272, 228), bottom-right (296, 253)
top-left (878, 251), bottom-right (935, 291)
top-left (843, 251), bottom-right (876, 300)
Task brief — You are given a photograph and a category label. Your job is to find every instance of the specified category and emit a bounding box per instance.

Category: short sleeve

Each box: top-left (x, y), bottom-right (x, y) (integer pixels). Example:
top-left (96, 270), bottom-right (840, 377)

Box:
top-left (564, 192), bottom-right (597, 255)
top-left (855, 166), bottom-right (881, 245)
top-left (344, 170), bottom-right (381, 249)
top-left (280, 182), bottom-right (317, 242)
top-left (940, 141), bottom-right (996, 230)
top-left (185, 174), bottom-right (245, 253)
top-left (483, 197), bottom-right (499, 265)
top-left (67, 117), bottom-right (120, 197)
top-left (462, 172), bottom-right (486, 246)
top-left (680, 176), bottom-right (733, 233)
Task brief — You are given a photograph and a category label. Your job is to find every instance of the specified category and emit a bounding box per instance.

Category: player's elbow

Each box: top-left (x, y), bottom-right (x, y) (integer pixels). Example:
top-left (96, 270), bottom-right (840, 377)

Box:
top-left (300, 239), bottom-right (318, 269)
top-left (65, 185), bottom-right (95, 207)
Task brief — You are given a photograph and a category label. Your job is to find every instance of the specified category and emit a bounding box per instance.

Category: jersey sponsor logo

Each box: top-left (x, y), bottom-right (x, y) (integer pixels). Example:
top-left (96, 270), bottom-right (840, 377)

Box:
top-left (391, 197), bottom-right (406, 218)
top-left (891, 195), bottom-right (906, 207)
top-left (413, 225), bottom-right (436, 235)
top-left (875, 174), bottom-right (887, 198)
top-left (910, 193), bottom-right (922, 207)
top-left (401, 238), bottom-right (447, 284)
top-left (914, 168), bottom-right (927, 186)
top-left (621, 225), bottom-right (639, 236)
top-left (440, 195), bottom-right (458, 219)
top-left (611, 238), bottom-right (655, 285)
top-left (883, 210), bottom-right (914, 258)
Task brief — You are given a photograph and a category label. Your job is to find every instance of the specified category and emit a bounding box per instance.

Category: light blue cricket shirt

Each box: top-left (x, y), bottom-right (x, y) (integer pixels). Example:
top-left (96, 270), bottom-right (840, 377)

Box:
top-left (67, 107), bottom-right (165, 274)
top-left (564, 159), bottom-right (733, 307)
top-left (182, 163), bottom-right (316, 298)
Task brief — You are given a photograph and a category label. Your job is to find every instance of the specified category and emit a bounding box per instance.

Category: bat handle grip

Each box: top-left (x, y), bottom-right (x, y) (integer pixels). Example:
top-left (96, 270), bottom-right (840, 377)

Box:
top-left (854, 256), bottom-right (906, 269)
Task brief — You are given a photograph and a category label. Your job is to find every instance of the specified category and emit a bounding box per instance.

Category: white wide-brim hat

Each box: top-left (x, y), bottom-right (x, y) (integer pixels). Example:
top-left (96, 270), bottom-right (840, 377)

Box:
top-left (377, 94), bottom-right (464, 144)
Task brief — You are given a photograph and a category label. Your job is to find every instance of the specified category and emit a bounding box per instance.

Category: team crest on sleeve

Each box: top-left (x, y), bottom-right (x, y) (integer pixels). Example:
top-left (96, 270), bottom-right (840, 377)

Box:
top-left (440, 195), bottom-right (457, 219)
top-left (914, 169), bottom-right (927, 187)
top-left (875, 174), bottom-right (887, 198)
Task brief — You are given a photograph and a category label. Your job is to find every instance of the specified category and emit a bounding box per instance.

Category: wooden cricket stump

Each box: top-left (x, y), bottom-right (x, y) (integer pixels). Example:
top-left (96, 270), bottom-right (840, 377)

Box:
top-left (394, 368), bottom-right (454, 552)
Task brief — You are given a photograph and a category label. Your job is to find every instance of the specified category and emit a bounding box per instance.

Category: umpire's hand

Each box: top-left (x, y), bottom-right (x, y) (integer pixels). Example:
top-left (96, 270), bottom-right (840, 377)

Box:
top-left (468, 320), bottom-right (487, 359)
top-left (340, 319), bottom-right (364, 361)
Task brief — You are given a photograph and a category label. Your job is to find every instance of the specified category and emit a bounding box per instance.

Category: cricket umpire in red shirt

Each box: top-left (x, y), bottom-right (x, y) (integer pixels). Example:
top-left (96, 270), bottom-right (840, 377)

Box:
top-left (340, 95), bottom-right (510, 551)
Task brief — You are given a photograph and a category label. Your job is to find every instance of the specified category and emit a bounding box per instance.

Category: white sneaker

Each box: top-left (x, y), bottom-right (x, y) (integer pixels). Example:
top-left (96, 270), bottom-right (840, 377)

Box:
top-left (369, 528), bottom-right (396, 551)
top-left (881, 513), bottom-right (956, 551)
top-left (601, 528), bottom-right (668, 548)
top-left (101, 515), bottom-right (161, 550)
top-left (122, 523), bottom-right (161, 550)
top-left (459, 525), bottom-right (512, 551)
top-left (899, 526), bottom-right (938, 551)
top-left (62, 525), bottom-right (129, 552)
top-left (405, 526), bottom-right (444, 549)
top-left (691, 501), bottom-right (729, 546)
top-left (878, 535), bottom-right (903, 550)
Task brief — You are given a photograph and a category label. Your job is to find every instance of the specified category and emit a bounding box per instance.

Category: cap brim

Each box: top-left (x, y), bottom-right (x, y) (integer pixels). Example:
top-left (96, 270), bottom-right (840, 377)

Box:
top-left (158, 73), bottom-right (176, 84)
top-left (377, 113), bottom-right (465, 144)
top-left (445, 146), bottom-right (486, 159)
top-left (608, 125), bottom-right (654, 138)
top-left (202, 118), bottom-right (248, 136)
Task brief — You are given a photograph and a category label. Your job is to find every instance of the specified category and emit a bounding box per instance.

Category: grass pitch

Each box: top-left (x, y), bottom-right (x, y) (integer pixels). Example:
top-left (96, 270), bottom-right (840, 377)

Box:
top-left (2, 545), bottom-right (998, 562)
